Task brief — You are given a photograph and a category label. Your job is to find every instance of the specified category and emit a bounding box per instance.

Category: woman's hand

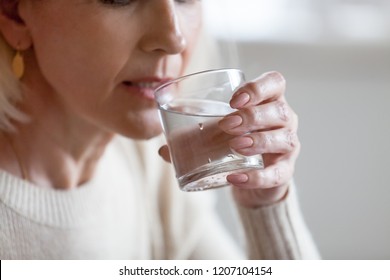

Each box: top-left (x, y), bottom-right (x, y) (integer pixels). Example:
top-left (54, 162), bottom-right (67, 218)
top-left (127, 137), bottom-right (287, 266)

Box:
top-left (218, 71), bottom-right (300, 208)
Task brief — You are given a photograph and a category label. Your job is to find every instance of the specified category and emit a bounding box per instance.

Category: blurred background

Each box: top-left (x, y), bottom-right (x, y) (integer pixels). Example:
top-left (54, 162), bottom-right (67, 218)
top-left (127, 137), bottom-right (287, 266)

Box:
top-left (199, 0), bottom-right (390, 259)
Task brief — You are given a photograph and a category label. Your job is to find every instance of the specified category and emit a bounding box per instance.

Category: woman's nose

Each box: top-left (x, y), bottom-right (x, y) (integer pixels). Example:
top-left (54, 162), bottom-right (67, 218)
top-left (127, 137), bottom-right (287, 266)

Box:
top-left (139, 1), bottom-right (187, 55)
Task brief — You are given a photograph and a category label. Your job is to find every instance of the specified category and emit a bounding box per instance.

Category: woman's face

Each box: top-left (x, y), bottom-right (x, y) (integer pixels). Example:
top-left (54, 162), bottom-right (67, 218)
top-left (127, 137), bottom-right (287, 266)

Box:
top-left (18, 0), bottom-right (202, 139)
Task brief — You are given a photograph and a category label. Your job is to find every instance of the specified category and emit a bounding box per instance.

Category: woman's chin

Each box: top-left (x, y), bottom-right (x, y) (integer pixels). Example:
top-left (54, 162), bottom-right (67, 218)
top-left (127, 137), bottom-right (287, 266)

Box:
top-left (105, 109), bottom-right (164, 140)
top-left (118, 121), bottom-right (163, 140)
top-left (139, 127), bottom-right (163, 140)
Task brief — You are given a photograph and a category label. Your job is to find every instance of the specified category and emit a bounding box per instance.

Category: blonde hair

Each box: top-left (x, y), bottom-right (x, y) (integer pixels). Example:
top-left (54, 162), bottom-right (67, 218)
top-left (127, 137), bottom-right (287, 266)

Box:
top-left (0, 34), bottom-right (28, 132)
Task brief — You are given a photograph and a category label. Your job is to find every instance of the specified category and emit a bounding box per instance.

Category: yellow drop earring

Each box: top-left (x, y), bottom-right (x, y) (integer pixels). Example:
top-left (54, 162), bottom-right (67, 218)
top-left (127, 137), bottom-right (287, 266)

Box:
top-left (12, 48), bottom-right (24, 79)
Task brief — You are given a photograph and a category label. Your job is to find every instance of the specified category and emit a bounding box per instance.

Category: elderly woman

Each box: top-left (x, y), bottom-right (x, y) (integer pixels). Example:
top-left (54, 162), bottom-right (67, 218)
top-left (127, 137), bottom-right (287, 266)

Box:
top-left (0, 0), bottom-right (319, 259)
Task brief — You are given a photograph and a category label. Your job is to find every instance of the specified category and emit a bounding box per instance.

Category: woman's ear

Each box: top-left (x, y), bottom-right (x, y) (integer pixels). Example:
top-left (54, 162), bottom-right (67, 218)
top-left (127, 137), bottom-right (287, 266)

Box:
top-left (0, 1), bottom-right (32, 50)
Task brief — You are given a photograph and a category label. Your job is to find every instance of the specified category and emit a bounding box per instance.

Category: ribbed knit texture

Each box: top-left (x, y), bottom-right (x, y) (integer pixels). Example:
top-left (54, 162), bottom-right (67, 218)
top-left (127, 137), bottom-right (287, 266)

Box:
top-left (237, 185), bottom-right (320, 259)
top-left (0, 173), bottom-right (104, 228)
top-left (0, 136), bottom-right (319, 259)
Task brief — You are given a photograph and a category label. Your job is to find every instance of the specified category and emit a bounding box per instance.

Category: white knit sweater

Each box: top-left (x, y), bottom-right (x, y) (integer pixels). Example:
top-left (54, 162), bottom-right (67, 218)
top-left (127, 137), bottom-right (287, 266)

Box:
top-left (0, 136), bottom-right (319, 260)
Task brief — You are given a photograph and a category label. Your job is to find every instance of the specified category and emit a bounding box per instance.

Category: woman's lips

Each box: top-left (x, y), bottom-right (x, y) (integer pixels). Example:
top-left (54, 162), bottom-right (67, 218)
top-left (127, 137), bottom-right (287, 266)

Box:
top-left (122, 79), bottom-right (170, 100)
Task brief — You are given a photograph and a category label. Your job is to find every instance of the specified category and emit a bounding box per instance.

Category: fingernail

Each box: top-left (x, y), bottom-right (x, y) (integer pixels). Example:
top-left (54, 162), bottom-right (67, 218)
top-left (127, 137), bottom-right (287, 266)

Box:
top-left (227, 173), bottom-right (249, 184)
top-left (219, 115), bottom-right (242, 131)
top-left (229, 136), bottom-right (253, 150)
top-left (231, 92), bottom-right (250, 108)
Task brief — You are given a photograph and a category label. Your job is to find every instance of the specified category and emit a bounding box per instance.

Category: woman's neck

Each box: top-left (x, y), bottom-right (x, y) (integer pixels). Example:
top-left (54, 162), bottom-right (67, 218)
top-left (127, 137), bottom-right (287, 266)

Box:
top-left (11, 122), bottom-right (114, 189)
top-left (2, 77), bottom-right (115, 190)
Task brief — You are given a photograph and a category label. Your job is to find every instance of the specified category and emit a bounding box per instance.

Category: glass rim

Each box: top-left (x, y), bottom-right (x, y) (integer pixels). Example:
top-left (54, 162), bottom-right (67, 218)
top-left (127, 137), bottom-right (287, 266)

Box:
top-left (154, 68), bottom-right (243, 98)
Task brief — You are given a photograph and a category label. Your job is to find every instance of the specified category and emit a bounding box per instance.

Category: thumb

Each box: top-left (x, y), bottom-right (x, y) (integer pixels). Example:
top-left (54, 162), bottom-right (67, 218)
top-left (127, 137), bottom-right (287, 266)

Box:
top-left (158, 145), bottom-right (171, 163)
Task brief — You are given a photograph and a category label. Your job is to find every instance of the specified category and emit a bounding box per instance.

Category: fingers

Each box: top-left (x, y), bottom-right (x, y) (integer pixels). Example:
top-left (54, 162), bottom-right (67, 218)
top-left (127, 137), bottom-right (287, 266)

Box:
top-left (220, 71), bottom-right (299, 192)
top-left (219, 99), bottom-right (297, 135)
top-left (227, 154), bottom-right (297, 190)
top-left (220, 71), bottom-right (291, 135)
top-left (230, 71), bottom-right (286, 109)
top-left (227, 133), bottom-right (300, 190)
top-left (228, 128), bottom-right (299, 156)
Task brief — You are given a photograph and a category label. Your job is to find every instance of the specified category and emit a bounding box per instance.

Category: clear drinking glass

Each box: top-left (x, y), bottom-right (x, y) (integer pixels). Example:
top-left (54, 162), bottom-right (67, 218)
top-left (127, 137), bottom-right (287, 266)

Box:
top-left (155, 69), bottom-right (263, 191)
